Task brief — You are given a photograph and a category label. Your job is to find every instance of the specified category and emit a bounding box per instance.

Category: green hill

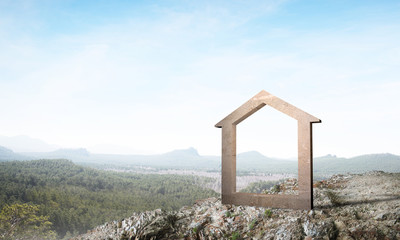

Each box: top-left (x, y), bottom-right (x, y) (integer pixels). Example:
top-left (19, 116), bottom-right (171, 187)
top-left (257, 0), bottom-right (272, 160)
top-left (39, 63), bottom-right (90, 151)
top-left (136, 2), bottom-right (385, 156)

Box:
top-left (0, 159), bottom-right (218, 238)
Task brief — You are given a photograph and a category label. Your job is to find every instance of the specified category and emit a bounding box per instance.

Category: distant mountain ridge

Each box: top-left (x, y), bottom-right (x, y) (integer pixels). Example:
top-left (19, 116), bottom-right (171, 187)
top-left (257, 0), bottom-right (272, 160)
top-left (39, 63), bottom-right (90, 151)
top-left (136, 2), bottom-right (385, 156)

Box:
top-left (1, 144), bottom-right (399, 176)
top-left (0, 145), bottom-right (30, 160)
top-left (0, 135), bottom-right (59, 152)
top-left (25, 148), bottom-right (90, 159)
top-left (313, 153), bottom-right (400, 175)
top-left (163, 147), bottom-right (200, 158)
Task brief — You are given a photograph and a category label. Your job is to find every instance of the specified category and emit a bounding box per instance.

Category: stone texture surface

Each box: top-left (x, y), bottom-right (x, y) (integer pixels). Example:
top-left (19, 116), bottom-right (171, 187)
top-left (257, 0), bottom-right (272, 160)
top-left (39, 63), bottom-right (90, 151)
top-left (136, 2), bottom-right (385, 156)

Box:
top-left (72, 171), bottom-right (400, 240)
top-left (215, 90), bottom-right (321, 210)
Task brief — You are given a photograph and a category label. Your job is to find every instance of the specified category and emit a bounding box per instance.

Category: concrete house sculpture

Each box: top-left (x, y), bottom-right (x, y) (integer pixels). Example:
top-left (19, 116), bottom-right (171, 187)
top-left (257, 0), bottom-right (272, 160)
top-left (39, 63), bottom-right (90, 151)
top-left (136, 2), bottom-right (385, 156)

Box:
top-left (215, 90), bottom-right (321, 210)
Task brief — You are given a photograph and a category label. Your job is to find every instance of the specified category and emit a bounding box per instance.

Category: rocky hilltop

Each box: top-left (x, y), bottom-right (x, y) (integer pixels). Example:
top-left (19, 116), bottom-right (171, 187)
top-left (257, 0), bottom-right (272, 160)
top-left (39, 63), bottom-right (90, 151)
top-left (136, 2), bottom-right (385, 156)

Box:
top-left (72, 172), bottom-right (400, 240)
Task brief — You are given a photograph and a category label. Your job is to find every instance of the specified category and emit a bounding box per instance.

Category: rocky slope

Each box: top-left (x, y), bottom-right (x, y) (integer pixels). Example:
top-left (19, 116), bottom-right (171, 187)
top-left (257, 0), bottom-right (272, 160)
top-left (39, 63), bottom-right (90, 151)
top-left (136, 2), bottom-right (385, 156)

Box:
top-left (72, 172), bottom-right (400, 240)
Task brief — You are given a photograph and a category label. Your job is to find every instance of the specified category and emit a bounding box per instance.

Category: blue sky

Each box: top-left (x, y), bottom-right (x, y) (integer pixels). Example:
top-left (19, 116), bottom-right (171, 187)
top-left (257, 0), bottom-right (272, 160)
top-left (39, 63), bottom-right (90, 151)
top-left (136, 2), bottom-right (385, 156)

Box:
top-left (0, 0), bottom-right (399, 158)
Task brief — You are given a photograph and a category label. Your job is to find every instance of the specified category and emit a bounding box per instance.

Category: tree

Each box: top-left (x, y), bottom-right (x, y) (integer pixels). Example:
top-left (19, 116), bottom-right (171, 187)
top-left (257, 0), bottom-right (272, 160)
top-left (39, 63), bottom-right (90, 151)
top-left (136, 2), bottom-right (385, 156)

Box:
top-left (0, 203), bottom-right (57, 240)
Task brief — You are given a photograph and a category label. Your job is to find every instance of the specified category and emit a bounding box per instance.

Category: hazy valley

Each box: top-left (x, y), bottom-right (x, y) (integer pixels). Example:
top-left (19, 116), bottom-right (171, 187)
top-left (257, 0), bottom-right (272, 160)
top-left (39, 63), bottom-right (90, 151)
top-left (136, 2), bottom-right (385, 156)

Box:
top-left (1, 142), bottom-right (399, 193)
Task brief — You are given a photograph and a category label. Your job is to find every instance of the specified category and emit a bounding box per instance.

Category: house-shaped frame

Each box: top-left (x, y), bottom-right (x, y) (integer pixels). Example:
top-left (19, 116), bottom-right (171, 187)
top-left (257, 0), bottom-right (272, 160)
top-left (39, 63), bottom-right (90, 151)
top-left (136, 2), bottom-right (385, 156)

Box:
top-left (215, 90), bottom-right (321, 210)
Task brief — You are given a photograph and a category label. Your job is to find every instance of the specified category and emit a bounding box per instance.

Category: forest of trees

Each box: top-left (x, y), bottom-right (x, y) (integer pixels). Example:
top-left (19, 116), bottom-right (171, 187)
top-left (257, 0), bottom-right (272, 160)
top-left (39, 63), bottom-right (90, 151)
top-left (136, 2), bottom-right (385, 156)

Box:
top-left (0, 159), bottom-right (218, 238)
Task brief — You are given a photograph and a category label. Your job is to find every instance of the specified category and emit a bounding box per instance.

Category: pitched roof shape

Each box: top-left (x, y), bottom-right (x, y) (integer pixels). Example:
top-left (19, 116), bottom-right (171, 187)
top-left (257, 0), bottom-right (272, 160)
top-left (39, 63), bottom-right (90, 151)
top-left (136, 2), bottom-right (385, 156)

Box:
top-left (215, 90), bottom-right (321, 210)
top-left (215, 90), bottom-right (320, 128)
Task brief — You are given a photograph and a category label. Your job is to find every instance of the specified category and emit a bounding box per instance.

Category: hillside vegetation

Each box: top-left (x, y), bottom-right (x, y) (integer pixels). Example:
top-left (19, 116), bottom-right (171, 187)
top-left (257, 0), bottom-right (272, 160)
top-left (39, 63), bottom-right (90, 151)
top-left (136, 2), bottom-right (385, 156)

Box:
top-left (0, 159), bottom-right (218, 238)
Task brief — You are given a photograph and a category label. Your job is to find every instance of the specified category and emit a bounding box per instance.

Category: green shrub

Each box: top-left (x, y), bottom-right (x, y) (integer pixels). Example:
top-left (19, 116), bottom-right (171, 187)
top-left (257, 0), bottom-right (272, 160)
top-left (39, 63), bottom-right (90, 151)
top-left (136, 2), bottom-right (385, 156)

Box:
top-left (231, 231), bottom-right (240, 240)
top-left (264, 209), bottom-right (272, 218)
top-left (225, 211), bottom-right (232, 218)
top-left (249, 219), bottom-right (257, 230)
top-left (271, 184), bottom-right (281, 193)
top-left (0, 203), bottom-right (57, 240)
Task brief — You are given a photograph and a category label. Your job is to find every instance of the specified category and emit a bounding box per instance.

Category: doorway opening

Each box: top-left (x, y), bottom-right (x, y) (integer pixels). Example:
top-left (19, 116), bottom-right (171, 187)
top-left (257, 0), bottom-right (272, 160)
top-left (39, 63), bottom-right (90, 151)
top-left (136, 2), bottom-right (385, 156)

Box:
top-left (236, 105), bottom-right (298, 194)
